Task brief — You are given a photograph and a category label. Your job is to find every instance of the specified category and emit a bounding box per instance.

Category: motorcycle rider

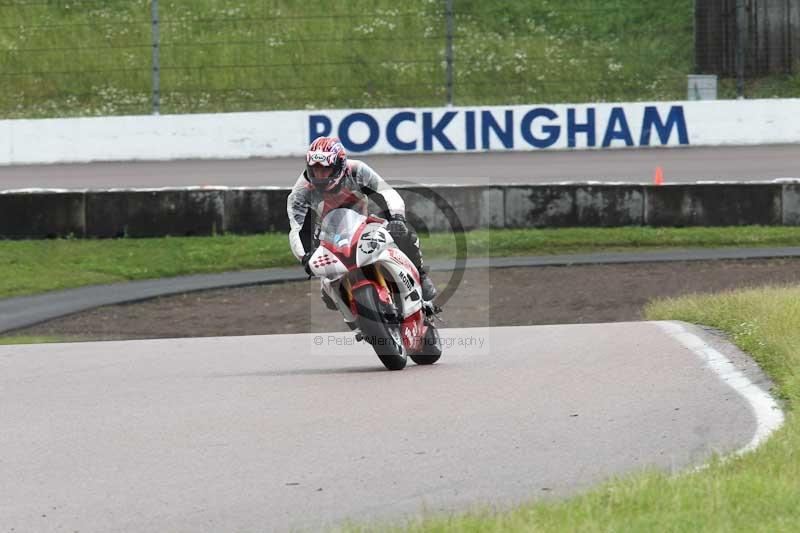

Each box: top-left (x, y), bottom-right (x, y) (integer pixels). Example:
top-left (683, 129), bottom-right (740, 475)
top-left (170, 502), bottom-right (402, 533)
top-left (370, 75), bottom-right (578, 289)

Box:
top-left (287, 136), bottom-right (437, 306)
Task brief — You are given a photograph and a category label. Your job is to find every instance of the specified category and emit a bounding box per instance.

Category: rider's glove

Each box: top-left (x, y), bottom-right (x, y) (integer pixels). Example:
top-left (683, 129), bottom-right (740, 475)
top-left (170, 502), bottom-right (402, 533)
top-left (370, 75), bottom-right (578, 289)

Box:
top-left (301, 248), bottom-right (315, 277)
top-left (387, 214), bottom-right (409, 242)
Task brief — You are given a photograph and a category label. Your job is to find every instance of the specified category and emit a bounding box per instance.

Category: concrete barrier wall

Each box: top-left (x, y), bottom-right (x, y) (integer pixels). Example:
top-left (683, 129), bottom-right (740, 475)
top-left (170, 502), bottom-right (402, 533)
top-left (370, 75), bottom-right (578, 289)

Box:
top-left (645, 184), bottom-right (783, 226)
top-left (1, 183), bottom-right (799, 239)
top-left (0, 191), bottom-right (86, 238)
top-left (2, 99), bottom-right (800, 165)
top-left (503, 184), bottom-right (646, 228)
top-left (85, 190), bottom-right (226, 237)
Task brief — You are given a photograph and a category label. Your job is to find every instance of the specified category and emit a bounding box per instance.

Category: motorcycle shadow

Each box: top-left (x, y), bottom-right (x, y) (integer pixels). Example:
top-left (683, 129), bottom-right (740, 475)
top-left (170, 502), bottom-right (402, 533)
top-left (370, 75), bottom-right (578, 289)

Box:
top-left (217, 366), bottom-right (386, 378)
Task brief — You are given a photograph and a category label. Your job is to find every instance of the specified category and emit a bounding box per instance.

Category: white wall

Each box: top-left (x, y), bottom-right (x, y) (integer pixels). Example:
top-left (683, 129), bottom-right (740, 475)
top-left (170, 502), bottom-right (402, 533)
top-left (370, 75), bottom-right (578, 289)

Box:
top-left (1, 99), bottom-right (798, 165)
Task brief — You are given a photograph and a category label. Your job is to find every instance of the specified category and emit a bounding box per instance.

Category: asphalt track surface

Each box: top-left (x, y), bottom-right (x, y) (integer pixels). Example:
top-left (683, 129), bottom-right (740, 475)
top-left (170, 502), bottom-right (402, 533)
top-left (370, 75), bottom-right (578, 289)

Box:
top-left (0, 249), bottom-right (788, 531)
top-left (1, 144), bottom-right (798, 190)
top-left (0, 144), bottom-right (793, 529)
top-left (0, 322), bottom-right (777, 532)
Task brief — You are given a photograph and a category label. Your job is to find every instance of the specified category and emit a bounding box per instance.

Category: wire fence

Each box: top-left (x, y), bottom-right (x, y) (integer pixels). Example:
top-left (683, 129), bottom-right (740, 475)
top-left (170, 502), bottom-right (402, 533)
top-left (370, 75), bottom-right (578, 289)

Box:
top-left (0, 0), bottom-right (797, 119)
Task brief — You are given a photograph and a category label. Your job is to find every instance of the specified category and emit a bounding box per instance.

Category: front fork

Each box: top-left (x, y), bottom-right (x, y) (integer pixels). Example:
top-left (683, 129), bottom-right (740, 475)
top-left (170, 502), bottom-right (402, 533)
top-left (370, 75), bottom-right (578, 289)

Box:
top-left (320, 265), bottom-right (393, 323)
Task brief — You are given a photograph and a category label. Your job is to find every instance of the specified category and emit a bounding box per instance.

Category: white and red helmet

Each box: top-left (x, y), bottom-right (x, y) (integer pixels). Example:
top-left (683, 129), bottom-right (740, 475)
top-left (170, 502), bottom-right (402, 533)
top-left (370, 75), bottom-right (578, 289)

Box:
top-left (305, 136), bottom-right (348, 192)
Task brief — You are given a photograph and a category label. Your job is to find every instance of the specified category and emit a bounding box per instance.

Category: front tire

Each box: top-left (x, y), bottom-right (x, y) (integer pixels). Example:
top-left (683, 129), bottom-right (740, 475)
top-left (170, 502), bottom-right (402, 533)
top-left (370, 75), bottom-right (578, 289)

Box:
top-left (353, 285), bottom-right (407, 371)
top-left (410, 321), bottom-right (442, 365)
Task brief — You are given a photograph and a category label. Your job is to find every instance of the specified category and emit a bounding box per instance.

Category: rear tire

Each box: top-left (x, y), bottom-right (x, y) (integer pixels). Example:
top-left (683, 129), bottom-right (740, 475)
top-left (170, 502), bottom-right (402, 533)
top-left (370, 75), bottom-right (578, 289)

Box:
top-left (410, 321), bottom-right (442, 365)
top-left (353, 285), bottom-right (407, 371)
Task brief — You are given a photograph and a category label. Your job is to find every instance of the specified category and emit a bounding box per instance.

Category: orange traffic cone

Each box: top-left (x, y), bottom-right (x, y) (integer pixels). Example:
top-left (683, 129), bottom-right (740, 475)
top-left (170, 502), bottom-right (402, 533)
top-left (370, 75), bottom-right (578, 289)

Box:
top-left (654, 166), bottom-right (664, 185)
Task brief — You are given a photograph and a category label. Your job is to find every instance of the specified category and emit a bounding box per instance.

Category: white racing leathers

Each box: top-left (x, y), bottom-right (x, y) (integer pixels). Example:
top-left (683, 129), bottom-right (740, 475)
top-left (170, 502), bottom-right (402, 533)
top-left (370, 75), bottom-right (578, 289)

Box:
top-left (287, 159), bottom-right (423, 268)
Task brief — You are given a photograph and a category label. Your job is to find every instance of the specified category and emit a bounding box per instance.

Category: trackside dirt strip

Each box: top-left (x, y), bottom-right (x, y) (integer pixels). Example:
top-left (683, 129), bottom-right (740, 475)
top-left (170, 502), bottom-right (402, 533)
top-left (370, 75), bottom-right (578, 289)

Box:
top-left (4, 248), bottom-right (800, 335)
top-left (0, 322), bottom-right (781, 532)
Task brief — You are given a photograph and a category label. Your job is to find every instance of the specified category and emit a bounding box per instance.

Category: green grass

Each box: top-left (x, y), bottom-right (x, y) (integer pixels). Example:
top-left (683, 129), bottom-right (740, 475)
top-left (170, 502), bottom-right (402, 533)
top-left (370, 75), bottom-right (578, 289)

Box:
top-left (0, 0), bottom-right (699, 118)
top-left (356, 285), bottom-right (800, 532)
top-left (0, 336), bottom-right (77, 345)
top-left (3, 225), bottom-right (800, 299)
top-left (0, 233), bottom-right (294, 299)
top-left (422, 225), bottom-right (800, 257)
top-left (3, 1), bottom-right (796, 118)
top-left (718, 70), bottom-right (800, 100)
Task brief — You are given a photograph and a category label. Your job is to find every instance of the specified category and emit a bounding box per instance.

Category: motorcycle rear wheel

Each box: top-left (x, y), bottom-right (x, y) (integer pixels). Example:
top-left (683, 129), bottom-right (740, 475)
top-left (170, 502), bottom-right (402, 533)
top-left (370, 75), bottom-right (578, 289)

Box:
top-left (353, 285), bottom-right (407, 371)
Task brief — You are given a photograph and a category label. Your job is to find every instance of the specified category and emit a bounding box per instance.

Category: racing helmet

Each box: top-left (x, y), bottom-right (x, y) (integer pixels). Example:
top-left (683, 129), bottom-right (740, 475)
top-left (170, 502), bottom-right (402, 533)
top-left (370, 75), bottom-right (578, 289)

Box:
top-left (305, 136), bottom-right (347, 192)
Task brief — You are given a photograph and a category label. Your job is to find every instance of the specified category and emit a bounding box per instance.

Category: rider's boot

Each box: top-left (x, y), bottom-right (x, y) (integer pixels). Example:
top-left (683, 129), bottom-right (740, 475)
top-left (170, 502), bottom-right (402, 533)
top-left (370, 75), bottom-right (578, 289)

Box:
top-left (419, 267), bottom-right (437, 302)
top-left (394, 226), bottom-right (438, 303)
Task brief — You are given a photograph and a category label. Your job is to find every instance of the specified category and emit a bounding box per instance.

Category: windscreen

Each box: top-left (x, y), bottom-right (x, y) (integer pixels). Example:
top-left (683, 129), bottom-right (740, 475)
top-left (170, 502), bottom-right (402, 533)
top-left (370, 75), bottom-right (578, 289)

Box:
top-left (318, 208), bottom-right (366, 248)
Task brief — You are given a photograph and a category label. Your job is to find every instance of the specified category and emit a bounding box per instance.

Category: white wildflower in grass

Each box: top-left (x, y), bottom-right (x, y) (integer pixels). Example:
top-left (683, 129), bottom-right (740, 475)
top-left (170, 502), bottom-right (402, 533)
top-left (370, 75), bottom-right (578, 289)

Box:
top-left (377, 8), bottom-right (401, 17)
top-left (389, 62), bottom-right (412, 74)
top-left (354, 23), bottom-right (375, 35)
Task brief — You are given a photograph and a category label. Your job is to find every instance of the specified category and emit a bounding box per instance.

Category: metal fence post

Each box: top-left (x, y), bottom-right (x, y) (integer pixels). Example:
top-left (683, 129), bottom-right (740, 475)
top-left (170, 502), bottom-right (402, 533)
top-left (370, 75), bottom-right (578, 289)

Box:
top-left (151, 0), bottom-right (161, 114)
top-left (445, 0), bottom-right (454, 106)
top-left (735, 0), bottom-right (746, 99)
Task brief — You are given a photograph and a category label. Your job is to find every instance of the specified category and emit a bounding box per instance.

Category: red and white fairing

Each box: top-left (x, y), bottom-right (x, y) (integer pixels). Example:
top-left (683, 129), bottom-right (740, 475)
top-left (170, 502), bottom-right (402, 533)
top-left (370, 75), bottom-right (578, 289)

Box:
top-left (308, 208), bottom-right (427, 352)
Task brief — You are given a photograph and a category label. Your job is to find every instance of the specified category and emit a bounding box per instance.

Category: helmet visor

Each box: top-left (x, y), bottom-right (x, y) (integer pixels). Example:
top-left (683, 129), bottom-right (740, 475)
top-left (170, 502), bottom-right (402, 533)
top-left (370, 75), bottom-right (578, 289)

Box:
top-left (309, 165), bottom-right (335, 180)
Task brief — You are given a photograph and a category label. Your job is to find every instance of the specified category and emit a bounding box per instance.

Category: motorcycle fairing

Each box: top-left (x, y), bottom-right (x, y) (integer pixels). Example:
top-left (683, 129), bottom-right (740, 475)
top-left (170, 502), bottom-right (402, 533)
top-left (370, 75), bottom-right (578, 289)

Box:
top-left (308, 246), bottom-right (348, 279)
top-left (402, 309), bottom-right (426, 352)
top-left (313, 208), bottom-right (426, 345)
top-left (357, 229), bottom-right (423, 319)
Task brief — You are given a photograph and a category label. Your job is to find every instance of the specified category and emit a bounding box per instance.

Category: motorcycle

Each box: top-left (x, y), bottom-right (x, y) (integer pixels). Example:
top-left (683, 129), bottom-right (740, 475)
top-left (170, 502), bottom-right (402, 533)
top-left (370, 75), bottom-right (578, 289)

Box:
top-left (306, 208), bottom-right (442, 370)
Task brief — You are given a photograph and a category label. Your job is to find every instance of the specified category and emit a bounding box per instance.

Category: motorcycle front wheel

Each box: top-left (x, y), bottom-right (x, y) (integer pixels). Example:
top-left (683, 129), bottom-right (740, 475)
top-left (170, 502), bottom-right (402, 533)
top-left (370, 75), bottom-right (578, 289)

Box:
top-left (410, 321), bottom-right (442, 365)
top-left (353, 285), bottom-right (407, 371)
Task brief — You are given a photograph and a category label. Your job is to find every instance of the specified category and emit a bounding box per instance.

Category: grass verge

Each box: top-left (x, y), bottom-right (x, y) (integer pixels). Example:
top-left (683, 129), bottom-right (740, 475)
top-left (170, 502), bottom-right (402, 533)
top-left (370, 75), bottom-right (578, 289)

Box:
top-left (0, 336), bottom-right (76, 345)
top-left (3, 225), bottom-right (800, 299)
top-left (0, 0), bottom-right (694, 118)
top-left (366, 285), bottom-right (799, 532)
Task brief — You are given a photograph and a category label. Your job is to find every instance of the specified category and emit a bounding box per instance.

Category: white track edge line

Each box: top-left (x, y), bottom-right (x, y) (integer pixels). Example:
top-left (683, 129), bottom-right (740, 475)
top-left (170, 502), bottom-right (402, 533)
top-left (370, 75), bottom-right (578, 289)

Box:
top-left (657, 320), bottom-right (785, 456)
